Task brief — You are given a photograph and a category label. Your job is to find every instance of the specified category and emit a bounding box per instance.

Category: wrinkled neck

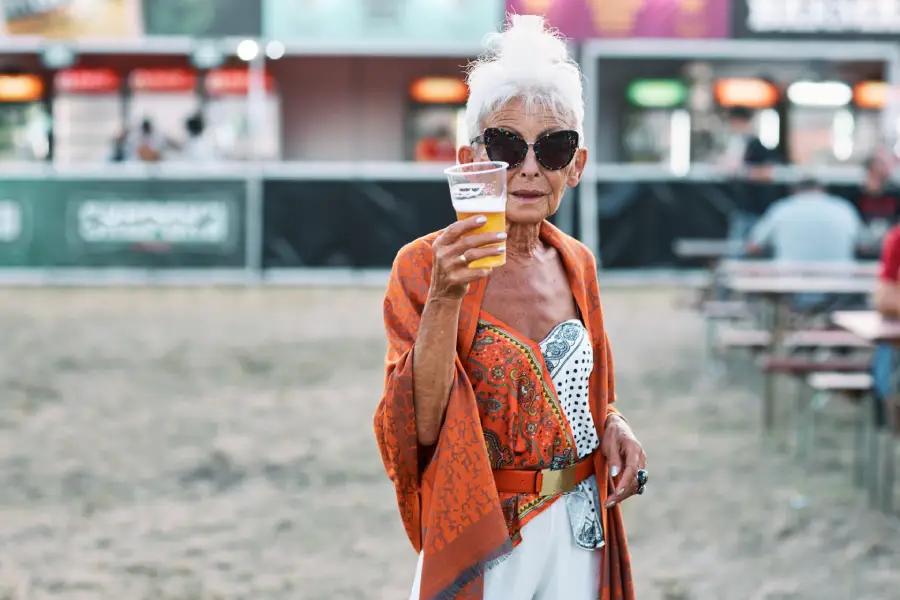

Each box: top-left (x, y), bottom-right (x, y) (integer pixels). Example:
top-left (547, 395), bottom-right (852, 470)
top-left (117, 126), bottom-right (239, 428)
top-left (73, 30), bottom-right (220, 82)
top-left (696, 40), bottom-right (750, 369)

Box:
top-left (506, 223), bottom-right (542, 259)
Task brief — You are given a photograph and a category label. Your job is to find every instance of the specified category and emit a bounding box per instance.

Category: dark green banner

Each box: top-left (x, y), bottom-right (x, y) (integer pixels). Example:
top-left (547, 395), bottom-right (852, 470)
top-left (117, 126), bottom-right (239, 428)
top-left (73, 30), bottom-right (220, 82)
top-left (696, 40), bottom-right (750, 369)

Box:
top-left (0, 179), bottom-right (246, 269)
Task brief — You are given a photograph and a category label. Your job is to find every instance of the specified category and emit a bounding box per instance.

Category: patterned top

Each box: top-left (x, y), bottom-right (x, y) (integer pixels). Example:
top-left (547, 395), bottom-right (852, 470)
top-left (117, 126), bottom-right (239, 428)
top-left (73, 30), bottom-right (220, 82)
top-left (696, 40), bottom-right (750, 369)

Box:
top-left (468, 312), bottom-right (603, 549)
top-left (540, 319), bottom-right (604, 550)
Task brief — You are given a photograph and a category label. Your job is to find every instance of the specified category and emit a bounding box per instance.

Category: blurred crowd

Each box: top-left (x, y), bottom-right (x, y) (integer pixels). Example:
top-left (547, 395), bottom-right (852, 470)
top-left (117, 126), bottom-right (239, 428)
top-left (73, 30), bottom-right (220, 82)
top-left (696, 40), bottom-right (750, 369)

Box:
top-left (720, 105), bottom-right (900, 263)
top-left (109, 111), bottom-right (218, 163)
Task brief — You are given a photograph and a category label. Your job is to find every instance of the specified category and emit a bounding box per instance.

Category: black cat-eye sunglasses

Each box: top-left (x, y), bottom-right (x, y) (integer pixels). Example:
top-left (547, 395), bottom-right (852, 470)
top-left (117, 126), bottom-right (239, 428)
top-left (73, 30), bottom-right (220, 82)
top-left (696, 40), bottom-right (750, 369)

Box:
top-left (471, 127), bottom-right (579, 171)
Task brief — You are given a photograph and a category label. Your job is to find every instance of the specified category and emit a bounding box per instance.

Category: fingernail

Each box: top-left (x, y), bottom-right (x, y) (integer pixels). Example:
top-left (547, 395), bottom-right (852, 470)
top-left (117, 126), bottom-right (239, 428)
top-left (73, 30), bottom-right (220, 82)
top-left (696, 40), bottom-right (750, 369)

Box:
top-left (618, 488), bottom-right (626, 496)
top-left (476, 216), bottom-right (487, 224)
top-left (496, 232), bottom-right (507, 240)
top-left (495, 245), bottom-right (505, 253)
top-left (610, 466), bottom-right (620, 477)
top-left (605, 501), bottom-right (616, 508)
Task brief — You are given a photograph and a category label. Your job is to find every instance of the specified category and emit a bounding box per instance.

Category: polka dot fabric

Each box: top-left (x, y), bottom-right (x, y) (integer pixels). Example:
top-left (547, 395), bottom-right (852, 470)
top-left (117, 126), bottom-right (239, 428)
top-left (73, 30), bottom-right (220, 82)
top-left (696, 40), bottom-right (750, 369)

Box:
top-left (539, 319), bottom-right (604, 550)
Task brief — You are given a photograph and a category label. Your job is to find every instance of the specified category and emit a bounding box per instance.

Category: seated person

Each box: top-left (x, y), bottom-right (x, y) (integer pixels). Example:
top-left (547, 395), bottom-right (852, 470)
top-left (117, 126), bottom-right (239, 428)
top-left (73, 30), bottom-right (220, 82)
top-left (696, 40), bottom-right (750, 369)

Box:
top-left (875, 224), bottom-right (900, 317)
top-left (871, 225), bottom-right (900, 427)
top-left (851, 154), bottom-right (900, 256)
top-left (746, 177), bottom-right (865, 313)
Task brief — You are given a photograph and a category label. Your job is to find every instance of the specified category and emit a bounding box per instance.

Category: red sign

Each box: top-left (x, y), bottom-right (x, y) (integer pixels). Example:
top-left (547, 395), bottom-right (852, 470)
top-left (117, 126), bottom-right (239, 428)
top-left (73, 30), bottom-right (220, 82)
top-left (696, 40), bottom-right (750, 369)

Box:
top-left (128, 68), bottom-right (197, 93)
top-left (204, 69), bottom-right (275, 97)
top-left (714, 78), bottom-right (779, 109)
top-left (855, 82), bottom-right (887, 110)
top-left (56, 69), bottom-right (121, 94)
top-left (409, 77), bottom-right (468, 104)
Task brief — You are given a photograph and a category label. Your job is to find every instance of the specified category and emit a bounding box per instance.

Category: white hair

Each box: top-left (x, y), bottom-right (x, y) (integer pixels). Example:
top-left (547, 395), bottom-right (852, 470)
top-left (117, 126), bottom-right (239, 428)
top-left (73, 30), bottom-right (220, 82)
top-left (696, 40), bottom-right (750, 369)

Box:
top-left (464, 14), bottom-right (585, 145)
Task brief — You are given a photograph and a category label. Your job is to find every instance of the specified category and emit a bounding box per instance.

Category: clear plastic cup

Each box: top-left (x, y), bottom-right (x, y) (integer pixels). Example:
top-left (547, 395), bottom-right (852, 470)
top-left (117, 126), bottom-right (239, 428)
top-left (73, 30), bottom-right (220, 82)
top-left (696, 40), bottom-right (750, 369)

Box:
top-left (443, 160), bottom-right (508, 268)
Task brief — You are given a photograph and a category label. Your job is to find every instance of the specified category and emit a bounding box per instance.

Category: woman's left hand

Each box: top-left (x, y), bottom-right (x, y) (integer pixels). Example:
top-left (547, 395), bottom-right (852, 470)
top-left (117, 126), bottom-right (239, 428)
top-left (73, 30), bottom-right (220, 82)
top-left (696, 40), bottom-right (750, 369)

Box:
top-left (600, 414), bottom-right (647, 508)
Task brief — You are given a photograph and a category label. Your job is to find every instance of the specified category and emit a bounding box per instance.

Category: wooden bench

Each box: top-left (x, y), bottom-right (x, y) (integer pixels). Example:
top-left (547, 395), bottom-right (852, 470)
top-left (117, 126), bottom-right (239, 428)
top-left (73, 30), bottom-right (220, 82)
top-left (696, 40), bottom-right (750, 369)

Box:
top-left (759, 356), bottom-right (871, 374)
top-left (718, 329), bottom-right (873, 352)
top-left (673, 238), bottom-right (741, 260)
top-left (785, 330), bottom-right (872, 350)
top-left (798, 372), bottom-right (876, 491)
top-left (700, 300), bottom-right (751, 320)
top-left (807, 372), bottom-right (873, 395)
top-left (717, 328), bottom-right (771, 350)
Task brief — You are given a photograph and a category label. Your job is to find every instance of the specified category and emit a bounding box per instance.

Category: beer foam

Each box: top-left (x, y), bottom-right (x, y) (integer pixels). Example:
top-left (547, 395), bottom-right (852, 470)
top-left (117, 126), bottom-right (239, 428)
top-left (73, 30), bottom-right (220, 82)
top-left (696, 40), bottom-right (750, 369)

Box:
top-left (450, 194), bottom-right (506, 213)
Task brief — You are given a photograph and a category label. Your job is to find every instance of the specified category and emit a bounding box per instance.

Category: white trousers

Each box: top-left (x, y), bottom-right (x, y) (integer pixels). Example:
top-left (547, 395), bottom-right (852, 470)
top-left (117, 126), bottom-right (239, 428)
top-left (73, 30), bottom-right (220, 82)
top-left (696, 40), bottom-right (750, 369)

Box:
top-left (409, 497), bottom-right (601, 600)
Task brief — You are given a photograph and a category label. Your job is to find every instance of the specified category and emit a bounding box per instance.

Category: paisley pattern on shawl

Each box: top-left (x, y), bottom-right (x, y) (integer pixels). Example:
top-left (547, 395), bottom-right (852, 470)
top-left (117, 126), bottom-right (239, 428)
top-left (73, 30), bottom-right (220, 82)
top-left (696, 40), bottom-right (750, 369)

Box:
top-left (374, 221), bottom-right (634, 600)
top-left (467, 316), bottom-right (577, 546)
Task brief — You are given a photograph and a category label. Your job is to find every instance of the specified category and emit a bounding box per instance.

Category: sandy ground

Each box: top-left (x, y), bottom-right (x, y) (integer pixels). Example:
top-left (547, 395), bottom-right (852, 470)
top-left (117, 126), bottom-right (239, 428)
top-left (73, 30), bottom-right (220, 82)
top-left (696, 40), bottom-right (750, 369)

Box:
top-left (1, 286), bottom-right (899, 600)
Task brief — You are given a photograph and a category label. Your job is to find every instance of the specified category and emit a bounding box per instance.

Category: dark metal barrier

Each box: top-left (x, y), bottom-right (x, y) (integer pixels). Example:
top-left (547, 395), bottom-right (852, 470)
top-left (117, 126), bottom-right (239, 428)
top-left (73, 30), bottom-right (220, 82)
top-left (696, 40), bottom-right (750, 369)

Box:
top-left (262, 178), bottom-right (573, 269)
top-left (595, 180), bottom-right (869, 269)
top-left (0, 172), bottom-right (869, 275)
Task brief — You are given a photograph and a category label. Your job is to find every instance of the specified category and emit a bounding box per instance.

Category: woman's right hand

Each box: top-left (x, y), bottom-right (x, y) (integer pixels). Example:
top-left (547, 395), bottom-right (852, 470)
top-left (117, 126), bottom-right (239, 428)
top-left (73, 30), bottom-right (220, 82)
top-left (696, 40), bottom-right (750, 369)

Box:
top-left (429, 215), bottom-right (506, 300)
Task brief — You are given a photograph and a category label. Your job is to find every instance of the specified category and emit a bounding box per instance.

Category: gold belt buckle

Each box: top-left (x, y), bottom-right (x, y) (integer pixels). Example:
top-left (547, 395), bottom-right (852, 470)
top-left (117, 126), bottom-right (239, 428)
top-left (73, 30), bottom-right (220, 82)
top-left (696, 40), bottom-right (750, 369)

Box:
top-left (538, 463), bottom-right (577, 497)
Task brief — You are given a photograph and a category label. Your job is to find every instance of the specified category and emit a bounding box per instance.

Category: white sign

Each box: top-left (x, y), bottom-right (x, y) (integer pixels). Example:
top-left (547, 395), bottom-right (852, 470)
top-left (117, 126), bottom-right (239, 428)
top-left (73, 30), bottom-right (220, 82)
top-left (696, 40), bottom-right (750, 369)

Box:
top-left (77, 200), bottom-right (230, 244)
top-left (746, 0), bottom-right (900, 33)
top-left (0, 201), bottom-right (22, 243)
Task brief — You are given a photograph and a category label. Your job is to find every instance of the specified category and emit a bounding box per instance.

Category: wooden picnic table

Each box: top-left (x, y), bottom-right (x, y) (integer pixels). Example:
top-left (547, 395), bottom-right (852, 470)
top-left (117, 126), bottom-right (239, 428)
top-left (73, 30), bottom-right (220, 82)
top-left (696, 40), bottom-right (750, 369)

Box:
top-left (831, 310), bottom-right (900, 513)
top-left (673, 238), bottom-right (743, 260)
top-left (726, 276), bottom-right (876, 296)
top-left (724, 275), bottom-right (876, 435)
top-left (719, 260), bottom-right (879, 278)
top-left (831, 311), bottom-right (900, 343)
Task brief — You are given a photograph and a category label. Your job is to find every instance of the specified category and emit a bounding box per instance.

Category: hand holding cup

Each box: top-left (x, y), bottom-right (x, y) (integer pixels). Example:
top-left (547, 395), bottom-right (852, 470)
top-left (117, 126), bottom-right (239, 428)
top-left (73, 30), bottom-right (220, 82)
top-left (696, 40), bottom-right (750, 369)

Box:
top-left (429, 216), bottom-right (507, 300)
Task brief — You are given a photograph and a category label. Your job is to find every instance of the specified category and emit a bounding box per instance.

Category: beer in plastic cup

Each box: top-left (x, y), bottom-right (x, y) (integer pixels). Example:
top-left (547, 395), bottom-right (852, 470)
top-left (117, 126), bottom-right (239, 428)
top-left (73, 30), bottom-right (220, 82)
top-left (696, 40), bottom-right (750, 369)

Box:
top-left (444, 161), bottom-right (508, 269)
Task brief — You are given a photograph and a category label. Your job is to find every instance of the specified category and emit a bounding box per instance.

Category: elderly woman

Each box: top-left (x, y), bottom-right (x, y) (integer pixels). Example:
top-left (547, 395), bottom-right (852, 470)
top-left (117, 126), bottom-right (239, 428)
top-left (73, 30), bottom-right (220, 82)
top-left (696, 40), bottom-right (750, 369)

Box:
top-left (375, 15), bottom-right (647, 600)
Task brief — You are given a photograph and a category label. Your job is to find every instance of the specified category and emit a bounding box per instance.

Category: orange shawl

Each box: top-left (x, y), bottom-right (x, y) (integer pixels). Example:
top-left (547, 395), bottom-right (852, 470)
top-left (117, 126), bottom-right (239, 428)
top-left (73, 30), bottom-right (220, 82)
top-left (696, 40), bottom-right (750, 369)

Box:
top-left (374, 221), bottom-right (634, 600)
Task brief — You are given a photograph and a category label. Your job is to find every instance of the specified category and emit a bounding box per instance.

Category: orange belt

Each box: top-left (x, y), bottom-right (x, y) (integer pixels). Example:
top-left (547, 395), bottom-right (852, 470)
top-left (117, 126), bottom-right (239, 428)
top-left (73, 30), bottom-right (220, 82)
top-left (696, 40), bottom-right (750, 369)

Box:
top-left (492, 453), bottom-right (595, 497)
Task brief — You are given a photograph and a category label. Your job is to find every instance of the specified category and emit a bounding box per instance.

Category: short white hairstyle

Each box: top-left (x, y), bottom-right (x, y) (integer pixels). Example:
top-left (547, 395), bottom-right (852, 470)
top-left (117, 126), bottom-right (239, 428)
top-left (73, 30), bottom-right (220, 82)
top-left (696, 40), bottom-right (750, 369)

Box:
top-left (464, 14), bottom-right (585, 145)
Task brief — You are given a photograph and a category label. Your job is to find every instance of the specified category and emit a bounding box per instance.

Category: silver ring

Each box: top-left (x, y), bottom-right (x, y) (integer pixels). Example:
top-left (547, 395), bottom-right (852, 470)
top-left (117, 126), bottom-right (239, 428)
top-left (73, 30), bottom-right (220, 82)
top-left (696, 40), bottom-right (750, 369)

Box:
top-left (636, 469), bottom-right (648, 495)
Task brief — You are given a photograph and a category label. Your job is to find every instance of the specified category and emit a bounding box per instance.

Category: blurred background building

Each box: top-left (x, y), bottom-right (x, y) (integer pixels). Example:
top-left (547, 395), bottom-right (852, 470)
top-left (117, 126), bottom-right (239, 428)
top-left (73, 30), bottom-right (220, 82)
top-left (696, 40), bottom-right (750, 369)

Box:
top-left (0, 0), bottom-right (899, 278)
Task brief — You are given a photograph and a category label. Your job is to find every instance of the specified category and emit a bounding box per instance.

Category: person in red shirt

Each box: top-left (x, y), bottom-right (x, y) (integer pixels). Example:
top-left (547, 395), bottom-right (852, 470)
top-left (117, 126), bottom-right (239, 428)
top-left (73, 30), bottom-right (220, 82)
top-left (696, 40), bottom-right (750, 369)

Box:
top-left (875, 225), bottom-right (900, 317)
top-left (872, 225), bottom-right (900, 427)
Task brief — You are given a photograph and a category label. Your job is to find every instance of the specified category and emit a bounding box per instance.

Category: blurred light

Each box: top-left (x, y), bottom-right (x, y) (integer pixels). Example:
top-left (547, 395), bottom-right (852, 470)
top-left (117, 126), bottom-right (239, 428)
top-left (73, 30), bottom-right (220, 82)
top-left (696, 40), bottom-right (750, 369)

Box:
top-left (787, 81), bottom-right (852, 107)
top-left (714, 78), bottom-right (778, 109)
top-left (236, 40), bottom-right (260, 62)
top-left (669, 109), bottom-right (691, 177)
top-left (758, 109), bottom-right (780, 150)
top-left (191, 42), bottom-right (225, 70)
top-left (409, 77), bottom-right (468, 104)
top-left (0, 75), bottom-right (43, 102)
top-left (854, 81), bottom-right (887, 110)
top-left (832, 110), bottom-right (855, 161)
top-left (265, 41), bottom-right (285, 60)
top-left (626, 79), bottom-right (687, 109)
top-left (41, 44), bottom-right (76, 69)
top-left (28, 116), bottom-right (49, 160)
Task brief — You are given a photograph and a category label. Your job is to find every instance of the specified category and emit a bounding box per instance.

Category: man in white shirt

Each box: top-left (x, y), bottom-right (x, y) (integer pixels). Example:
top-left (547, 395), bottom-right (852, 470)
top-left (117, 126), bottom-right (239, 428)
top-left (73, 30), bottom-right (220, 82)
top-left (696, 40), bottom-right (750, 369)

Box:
top-left (747, 178), bottom-right (863, 262)
top-left (746, 178), bottom-right (866, 311)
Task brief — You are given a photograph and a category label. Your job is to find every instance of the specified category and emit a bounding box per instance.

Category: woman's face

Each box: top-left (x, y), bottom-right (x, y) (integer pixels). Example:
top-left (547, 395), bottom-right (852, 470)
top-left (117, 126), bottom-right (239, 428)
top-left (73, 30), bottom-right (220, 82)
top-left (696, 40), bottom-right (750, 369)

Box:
top-left (458, 98), bottom-right (588, 225)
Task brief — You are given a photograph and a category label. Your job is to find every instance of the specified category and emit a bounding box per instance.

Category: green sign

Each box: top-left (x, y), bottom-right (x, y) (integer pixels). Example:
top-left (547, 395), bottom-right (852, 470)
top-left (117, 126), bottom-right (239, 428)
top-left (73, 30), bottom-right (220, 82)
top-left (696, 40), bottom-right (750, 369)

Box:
top-left (0, 180), bottom-right (246, 268)
top-left (626, 79), bottom-right (688, 109)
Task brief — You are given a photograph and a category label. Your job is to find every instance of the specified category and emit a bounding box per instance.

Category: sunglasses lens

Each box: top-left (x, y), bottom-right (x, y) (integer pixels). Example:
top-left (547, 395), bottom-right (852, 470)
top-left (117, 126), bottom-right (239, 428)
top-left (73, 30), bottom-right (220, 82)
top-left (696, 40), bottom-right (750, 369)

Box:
top-left (534, 131), bottom-right (577, 170)
top-left (485, 130), bottom-right (528, 168)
